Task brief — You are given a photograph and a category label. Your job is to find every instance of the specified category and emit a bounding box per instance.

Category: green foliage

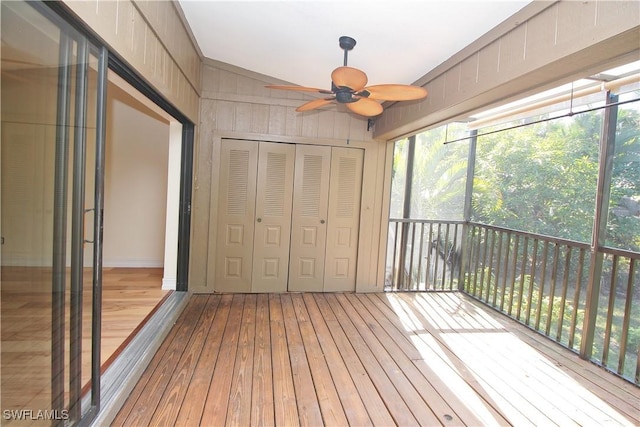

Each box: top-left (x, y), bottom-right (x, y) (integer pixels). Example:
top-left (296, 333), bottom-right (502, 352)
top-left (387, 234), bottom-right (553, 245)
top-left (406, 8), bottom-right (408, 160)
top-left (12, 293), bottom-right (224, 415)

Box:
top-left (411, 129), bottom-right (468, 220)
top-left (471, 103), bottom-right (640, 251)
top-left (628, 326), bottom-right (640, 350)
top-left (607, 107), bottom-right (640, 251)
top-left (472, 114), bottom-right (602, 242)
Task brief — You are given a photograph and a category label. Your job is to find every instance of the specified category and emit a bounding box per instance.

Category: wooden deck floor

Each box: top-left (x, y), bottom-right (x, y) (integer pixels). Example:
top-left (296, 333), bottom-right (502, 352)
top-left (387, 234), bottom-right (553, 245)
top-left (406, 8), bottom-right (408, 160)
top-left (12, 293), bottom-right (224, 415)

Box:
top-left (114, 292), bottom-right (640, 427)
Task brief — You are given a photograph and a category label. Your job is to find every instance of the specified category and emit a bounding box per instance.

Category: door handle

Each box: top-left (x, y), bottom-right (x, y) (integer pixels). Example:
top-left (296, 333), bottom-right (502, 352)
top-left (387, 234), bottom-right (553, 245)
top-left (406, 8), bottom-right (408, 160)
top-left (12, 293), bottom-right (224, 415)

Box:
top-left (320, 219), bottom-right (325, 224)
top-left (257, 218), bottom-right (262, 223)
top-left (84, 207), bottom-right (95, 243)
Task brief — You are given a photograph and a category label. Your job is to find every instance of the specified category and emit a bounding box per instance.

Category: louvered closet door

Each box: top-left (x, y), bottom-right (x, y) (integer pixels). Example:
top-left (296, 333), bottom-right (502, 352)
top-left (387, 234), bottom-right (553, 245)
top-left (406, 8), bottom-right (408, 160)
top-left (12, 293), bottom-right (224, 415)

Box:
top-left (216, 140), bottom-right (258, 292)
top-left (324, 147), bottom-right (364, 292)
top-left (251, 142), bottom-right (295, 292)
top-left (288, 145), bottom-right (331, 292)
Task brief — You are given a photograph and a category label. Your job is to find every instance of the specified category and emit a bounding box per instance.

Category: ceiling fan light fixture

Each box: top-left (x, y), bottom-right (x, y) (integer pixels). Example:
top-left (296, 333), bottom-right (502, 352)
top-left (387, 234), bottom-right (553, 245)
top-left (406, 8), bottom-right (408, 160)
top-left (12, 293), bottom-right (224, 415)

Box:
top-left (266, 36), bottom-right (427, 117)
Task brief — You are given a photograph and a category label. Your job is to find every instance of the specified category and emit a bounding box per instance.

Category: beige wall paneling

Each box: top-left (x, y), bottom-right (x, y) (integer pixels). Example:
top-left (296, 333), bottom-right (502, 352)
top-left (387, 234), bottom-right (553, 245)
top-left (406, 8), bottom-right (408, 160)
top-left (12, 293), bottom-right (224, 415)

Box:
top-left (324, 147), bottom-right (364, 292)
top-left (356, 140), bottom-right (392, 293)
top-left (62, 0), bottom-right (200, 122)
top-left (288, 144), bottom-right (332, 292)
top-left (374, 0), bottom-right (640, 140)
top-left (198, 117), bottom-right (222, 293)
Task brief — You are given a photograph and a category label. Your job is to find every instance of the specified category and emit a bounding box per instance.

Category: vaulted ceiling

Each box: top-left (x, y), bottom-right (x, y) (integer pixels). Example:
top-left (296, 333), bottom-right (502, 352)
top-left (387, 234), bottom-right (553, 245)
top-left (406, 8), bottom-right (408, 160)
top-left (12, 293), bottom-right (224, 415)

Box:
top-left (178, 1), bottom-right (532, 90)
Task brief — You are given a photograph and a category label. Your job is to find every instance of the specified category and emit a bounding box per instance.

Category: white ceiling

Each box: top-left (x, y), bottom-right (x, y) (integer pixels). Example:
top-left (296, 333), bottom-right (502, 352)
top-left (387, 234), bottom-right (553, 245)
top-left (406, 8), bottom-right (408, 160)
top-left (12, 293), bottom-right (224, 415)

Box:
top-left (178, 0), bottom-right (532, 90)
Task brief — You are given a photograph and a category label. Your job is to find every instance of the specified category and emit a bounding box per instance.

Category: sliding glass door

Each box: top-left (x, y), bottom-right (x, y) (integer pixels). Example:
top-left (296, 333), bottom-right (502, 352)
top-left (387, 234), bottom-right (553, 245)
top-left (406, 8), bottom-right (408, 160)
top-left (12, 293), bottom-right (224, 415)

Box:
top-left (1, 1), bottom-right (106, 425)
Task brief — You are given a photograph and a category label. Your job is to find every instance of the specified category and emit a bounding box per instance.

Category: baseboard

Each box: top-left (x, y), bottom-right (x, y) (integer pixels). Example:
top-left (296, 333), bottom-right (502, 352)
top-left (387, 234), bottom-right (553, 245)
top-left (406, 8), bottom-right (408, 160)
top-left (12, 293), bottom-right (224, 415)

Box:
top-left (162, 277), bottom-right (176, 290)
top-left (103, 259), bottom-right (163, 268)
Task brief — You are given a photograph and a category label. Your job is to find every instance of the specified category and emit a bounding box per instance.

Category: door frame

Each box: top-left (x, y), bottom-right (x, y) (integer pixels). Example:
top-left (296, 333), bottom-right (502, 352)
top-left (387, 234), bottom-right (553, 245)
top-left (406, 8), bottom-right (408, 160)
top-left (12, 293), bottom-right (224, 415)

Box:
top-left (43, 1), bottom-right (195, 292)
top-left (24, 1), bottom-right (194, 425)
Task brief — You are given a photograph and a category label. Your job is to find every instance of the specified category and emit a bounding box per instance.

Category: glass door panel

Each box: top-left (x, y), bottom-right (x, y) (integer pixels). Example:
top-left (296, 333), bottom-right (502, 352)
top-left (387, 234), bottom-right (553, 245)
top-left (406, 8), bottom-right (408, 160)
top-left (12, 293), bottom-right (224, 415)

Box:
top-left (1, 1), bottom-right (105, 425)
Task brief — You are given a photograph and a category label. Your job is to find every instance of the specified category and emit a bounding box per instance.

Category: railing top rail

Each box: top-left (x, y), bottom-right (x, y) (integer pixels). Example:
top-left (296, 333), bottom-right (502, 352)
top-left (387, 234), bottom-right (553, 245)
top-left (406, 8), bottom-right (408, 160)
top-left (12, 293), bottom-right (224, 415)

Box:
top-left (387, 218), bottom-right (639, 259)
top-left (467, 222), bottom-right (591, 249)
top-left (599, 246), bottom-right (640, 260)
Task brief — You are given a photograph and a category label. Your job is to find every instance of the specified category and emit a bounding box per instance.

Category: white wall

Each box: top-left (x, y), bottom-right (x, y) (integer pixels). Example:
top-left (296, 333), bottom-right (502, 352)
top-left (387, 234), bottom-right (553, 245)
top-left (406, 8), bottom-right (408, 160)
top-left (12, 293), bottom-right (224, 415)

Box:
top-left (103, 85), bottom-right (170, 267)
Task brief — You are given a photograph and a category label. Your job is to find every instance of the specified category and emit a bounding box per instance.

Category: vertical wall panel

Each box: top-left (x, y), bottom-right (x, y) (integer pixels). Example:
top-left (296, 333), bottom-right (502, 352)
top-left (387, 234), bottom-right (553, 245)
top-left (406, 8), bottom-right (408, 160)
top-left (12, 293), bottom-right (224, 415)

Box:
top-left (63, 0), bottom-right (200, 121)
top-left (219, 69), bottom-right (238, 94)
top-left (251, 104), bottom-right (270, 134)
top-left (459, 53), bottom-right (479, 96)
top-left (443, 64), bottom-right (461, 102)
top-left (499, 24), bottom-right (528, 75)
top-left (237, 75), bottom-right (254, 96)
top-left (556, 1), bottom-right (597, 48)
top-left (215, 100), bottom-right (235, 131)
top-left (318, 111), bottom-right (335, 139)
top-left (268, 105), bottom-right (286, 136)
top-left (301, 112), bottom-right (319, 138)
top-left (285, 106), bottom-right (302, 136)
top-left (202, 66), bottom-right (221, 93)
top-left (333, 112), bottom-right (349, 140)
top-left (525, 5), bottom-right (558, 63)
top-left (235, 103), bottom-right (252, 132)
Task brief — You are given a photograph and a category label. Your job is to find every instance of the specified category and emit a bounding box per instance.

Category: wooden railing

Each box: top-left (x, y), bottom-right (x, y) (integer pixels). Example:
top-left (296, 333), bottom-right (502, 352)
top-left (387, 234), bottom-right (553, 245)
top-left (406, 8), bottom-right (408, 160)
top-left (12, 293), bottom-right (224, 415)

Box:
top-left (386, 219), bottom-right (464, 292)
top-left (387, 219), bottom-right (640, 385)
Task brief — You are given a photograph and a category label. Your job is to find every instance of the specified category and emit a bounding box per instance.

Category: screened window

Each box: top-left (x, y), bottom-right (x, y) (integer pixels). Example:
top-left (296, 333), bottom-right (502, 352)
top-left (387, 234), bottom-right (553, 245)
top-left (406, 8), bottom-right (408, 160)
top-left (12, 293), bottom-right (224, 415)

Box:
top-left (389, 123), bottom-right (469, 220)
top-left (606, 91), bottom-right (640, 252)
top-left (472, 109), bottom-right (602, 242)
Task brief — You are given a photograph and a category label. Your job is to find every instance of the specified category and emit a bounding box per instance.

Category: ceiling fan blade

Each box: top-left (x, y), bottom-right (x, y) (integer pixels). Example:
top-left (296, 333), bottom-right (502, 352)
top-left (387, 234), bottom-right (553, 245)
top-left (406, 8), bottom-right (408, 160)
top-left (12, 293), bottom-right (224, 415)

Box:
top-left (363, 84), bottom-right (428, 101)
top-left (346, 98), bottom-right (383, 117)
top-left (296, 97), bottom-right (335, 112)
top-left (266, 84), bottom-right (332, 94)
top-left (331, 66), bottom-right (368, 91)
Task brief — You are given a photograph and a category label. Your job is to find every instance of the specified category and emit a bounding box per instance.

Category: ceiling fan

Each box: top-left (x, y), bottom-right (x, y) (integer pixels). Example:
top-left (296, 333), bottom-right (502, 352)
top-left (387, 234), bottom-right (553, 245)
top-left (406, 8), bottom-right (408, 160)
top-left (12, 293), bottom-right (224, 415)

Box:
top-left (265, 36), bottom-right (428, 117)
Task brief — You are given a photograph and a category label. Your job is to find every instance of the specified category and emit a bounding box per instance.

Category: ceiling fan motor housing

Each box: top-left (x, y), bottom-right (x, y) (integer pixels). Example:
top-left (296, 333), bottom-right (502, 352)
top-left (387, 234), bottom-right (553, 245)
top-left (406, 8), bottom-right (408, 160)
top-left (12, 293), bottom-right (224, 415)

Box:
top-left (335, 89), bottom-right (354, 103)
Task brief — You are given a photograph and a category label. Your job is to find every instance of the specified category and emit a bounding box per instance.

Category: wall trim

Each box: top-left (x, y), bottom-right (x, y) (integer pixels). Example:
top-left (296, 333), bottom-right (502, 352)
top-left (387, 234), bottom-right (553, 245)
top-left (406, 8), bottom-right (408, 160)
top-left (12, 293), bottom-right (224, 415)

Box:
top-left (162, 277), bottom-right (177, 290)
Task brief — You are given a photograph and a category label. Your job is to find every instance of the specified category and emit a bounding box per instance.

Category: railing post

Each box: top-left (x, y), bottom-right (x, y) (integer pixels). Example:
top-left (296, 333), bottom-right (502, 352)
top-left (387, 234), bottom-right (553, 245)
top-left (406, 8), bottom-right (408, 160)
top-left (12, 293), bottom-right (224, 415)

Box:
top-left (398, 136), bottom-right (416, 290)
top-left (580, 92), bottom-right (618, 359)
top-left (459, 130), bottom-right (478, 291)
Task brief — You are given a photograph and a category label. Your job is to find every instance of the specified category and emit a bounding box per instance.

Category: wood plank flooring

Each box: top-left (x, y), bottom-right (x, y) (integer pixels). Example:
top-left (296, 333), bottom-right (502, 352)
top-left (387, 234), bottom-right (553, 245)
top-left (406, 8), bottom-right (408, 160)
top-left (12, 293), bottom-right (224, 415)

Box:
top-left (0, 267), bottom-right (169, 421)
top-left (114, 292), bottom-right (640, 426)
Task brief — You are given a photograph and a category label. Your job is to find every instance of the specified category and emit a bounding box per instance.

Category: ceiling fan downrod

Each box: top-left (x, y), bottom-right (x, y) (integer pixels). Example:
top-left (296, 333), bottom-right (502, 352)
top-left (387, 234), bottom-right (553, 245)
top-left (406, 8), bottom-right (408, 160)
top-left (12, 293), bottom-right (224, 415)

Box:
top-left (339, 36), bottom-right (356, 66)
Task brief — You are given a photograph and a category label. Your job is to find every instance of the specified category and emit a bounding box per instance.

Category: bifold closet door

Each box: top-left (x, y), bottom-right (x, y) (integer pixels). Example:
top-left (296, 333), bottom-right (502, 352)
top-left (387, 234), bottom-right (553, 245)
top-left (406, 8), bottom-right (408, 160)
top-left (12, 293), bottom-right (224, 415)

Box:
top-left (324, 147), bottom-right (363, 292)
top-left (216, 140), bottom-right (362, 293)
top-left (215, 140), bottom-right (258, 292)
top-left (216, 140), bottom-right (295, 292)
top-left (251, 142), bottom-right (295, 292)
top-left (288, 145), bottom-right (331, 292)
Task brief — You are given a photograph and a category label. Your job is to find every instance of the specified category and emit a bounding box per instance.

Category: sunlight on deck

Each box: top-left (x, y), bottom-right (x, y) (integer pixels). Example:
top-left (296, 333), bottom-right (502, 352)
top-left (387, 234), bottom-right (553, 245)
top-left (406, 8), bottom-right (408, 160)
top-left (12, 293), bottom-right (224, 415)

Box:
top-left (385, 292), bottom-right (636, 426)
